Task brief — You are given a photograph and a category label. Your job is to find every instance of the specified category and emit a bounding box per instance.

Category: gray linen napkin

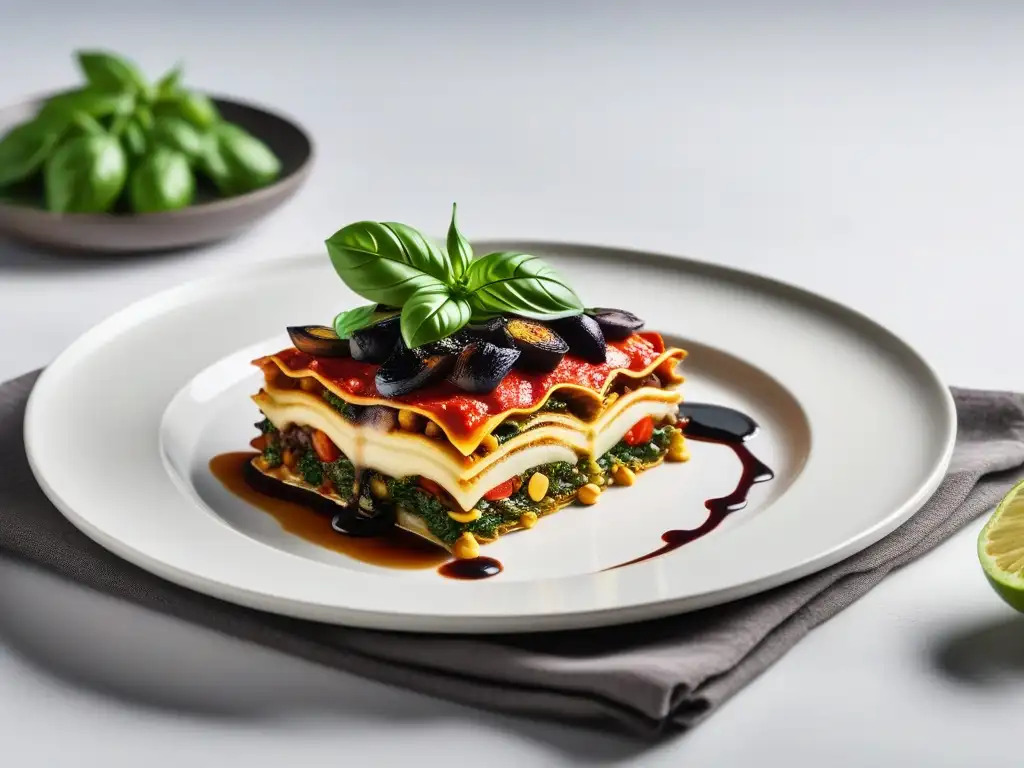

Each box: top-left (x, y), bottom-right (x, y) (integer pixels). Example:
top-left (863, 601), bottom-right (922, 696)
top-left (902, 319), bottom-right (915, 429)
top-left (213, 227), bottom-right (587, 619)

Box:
top-left (2, 370), bottom-right (1023, 738)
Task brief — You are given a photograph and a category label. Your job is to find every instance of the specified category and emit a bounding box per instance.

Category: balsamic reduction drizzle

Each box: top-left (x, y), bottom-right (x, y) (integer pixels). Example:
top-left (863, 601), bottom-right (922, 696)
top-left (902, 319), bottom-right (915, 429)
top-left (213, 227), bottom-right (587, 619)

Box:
top-left (208, 452), bottom-right (447, 569)
top-left (606, 402), bottom-right (774, 570)
top-left (438, 557), bottom-right (504, 580)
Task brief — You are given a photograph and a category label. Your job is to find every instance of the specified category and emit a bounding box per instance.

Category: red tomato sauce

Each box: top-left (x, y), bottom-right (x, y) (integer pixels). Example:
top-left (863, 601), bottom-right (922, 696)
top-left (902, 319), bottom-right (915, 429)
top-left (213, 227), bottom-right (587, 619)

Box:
top-left (270, 331), bottom-right (676, 442)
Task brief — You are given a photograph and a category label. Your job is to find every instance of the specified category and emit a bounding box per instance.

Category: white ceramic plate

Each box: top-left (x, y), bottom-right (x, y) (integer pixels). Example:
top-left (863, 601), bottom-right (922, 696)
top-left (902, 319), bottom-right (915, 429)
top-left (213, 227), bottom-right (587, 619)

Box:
top-left (24, 242), bottom-right (956, 633)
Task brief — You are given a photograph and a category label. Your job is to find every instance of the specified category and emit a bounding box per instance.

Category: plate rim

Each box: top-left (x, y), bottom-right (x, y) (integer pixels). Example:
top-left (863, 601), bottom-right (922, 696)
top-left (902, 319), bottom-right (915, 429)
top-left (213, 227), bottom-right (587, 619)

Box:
top-left (23, 241), bottom-right (957, 633)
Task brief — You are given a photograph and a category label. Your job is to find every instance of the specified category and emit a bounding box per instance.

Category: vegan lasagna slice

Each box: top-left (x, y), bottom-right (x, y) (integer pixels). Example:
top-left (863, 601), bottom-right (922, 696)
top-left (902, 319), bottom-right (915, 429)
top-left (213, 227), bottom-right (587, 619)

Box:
top-left (250, 326), bottom-right (687, 560)
top-left (244, 207), bottom-right (690, 560)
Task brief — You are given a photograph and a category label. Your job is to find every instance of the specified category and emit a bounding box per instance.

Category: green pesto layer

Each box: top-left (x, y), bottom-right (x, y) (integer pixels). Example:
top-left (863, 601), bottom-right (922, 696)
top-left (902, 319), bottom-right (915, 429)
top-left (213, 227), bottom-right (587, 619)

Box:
top-left (255, 418), bottom-right (678, 546)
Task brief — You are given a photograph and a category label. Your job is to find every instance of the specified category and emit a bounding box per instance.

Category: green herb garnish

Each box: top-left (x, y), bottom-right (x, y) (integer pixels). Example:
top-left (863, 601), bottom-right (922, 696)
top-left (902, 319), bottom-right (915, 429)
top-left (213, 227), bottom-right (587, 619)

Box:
top-left (325, 205), bottom-right (584, 350)
top-left (261, 440), bottom-right (282, 468)
top-left (0, 49), bottom-right (281, 214)
top-left (325, 456), bottom-right (357, 500)
top-left (333, 303), bottom-right (379, 339)
top-left (297, 450), bottom-right (324, 486)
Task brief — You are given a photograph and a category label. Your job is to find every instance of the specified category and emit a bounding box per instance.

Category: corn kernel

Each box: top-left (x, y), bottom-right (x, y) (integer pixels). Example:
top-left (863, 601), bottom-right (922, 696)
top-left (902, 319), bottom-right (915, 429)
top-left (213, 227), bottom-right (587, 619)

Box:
top-left (370, 476), bottom-right (389, 499)
top-left (519, 510), bottom-right (538, 529)
top-left (527, 472), bottom-right (549, 502)
top-left (424, 421), bottom-right (442, 439)
top-left (480, 434), bottom-right (499, 453)
top-left (282, 449), bottom-right (297, 470)
top-left (453, 532), bottom-right (480, 560)
top-left (666, 431), bottom-right (689, 462)
top-left (577, 483), bottom-right (602, 505)
top-left (611, 463), bottom-right (636, 486)
top-left (447, 507), bottom-right (482, 523)
top-left (299, 377), bottom-right (321, 393)
top-left (398, 409), bottom-right (423, 432)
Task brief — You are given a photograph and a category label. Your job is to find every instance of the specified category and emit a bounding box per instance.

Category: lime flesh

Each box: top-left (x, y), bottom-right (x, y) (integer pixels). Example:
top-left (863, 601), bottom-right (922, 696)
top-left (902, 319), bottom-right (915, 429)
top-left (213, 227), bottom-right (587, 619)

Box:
top-left (978, 478), bottom-right (1024, 612)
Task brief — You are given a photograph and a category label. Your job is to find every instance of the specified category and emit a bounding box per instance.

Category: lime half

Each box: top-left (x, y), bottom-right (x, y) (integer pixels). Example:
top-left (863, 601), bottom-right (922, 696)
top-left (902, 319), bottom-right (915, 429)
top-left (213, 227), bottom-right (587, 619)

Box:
top-left (979, 478), bottom-right (1024, 611)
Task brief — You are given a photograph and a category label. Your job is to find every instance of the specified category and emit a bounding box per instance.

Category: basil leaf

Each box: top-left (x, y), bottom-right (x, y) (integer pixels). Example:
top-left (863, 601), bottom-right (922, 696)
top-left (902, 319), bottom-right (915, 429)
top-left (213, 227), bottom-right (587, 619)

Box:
top-left (154, 91), bottom-right (219, 129)
top-left (149, 116), bottom-right (202, 161)
top-left (44, 134), bottom-right (127, 213)
top-left (108, 110), bottom-right (130, 138)
top-left (401, 286), bottom-right (471, 349)
top-left (71, 112), bottom-right (105, 137)
top-left (121, 120), bottom-right (147, 158)
top-left (76, 51), bottom-right (151, 98)
top-left (446, 202), bottom-right (472, 280)
top-left (38, 88), bottom-right (134, 127)
top-left (333, 303), bottom-right (379, 339)
top-left (155, 66), bottom-right (182, 98)
top-left (0, 120), bottom-right (61, 187)
top-left (135, 104), bottom-right (154, 131)
top-left (325, 221), bottom-right (453, 307)
top-left (128, 147), bottom-right (194, 213)
top-left (199, 123), bottom-right (280, 195)
top-left (465, 252), bottom-right (584, 322)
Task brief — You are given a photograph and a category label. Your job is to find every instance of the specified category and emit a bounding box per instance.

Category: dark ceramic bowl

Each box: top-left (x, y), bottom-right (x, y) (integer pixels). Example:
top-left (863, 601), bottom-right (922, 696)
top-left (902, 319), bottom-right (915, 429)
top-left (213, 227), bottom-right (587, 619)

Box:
top-left (0, 93), bottom-right (314, 252)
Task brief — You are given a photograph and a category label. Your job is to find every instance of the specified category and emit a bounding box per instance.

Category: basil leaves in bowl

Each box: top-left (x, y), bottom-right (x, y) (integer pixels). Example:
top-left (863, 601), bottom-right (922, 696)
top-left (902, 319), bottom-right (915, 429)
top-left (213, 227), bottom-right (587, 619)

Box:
top-left (0, 50), bottom-right (313, 252)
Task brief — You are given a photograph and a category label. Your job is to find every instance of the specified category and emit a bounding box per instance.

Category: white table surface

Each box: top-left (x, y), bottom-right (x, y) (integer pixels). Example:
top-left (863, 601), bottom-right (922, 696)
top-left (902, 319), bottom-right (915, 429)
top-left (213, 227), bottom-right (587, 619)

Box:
top-left (2, 2), bottom-right (1023, 765)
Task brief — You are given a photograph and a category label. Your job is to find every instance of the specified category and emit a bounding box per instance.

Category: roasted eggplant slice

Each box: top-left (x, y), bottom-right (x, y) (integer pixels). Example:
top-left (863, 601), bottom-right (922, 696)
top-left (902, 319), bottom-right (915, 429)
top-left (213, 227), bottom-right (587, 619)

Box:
top-left (287, 325), bottom-right (351, 357)
top-left (465, 317), bottom-right (512, 347)
top-left (421, 330), bottom-right (472, 357)
top-left (350, 316), bottom-right (402, 363)
top-left (586, 307), bottom-right (644, 340)
top-left (504, 318), bottom-right (568, 372)
top-left (375, 343), bottom-right (454, 397)
top-left (449, 341), bottom-right (521, 394)
top-left (548, 314), bottom-right (607, 363)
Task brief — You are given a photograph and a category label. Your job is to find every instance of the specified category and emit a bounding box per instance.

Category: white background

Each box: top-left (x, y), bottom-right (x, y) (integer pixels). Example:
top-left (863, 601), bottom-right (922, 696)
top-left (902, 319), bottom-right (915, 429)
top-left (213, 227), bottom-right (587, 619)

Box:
top-left (1, 1), bottom-right (1022, 765)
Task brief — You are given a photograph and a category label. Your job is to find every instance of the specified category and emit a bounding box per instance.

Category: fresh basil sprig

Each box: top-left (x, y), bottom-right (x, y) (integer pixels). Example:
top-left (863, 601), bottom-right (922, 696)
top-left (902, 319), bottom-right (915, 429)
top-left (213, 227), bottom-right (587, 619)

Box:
top-left (401, 286), bottom-right (472, 351)
top-left (78, 51), bottom-right (152, 99)
top-left (464, 251), bottom-right (585, 322)
top-left (0, 49), bottom-right (282, 214)
top-left (325, 221), bottom-right (451, 308)
top-left (0, 121), bottom-right (62, 188)
top-left (325, 206), bottom-right (583, 349)
top-left (45, 134), bottom-right (128, 213)
top-left (333, 303), bottom-right (379, 339)
top-left (128, 146), bottom-right (194, 213)
top-left (446, 202), bottom-right (472, 281)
